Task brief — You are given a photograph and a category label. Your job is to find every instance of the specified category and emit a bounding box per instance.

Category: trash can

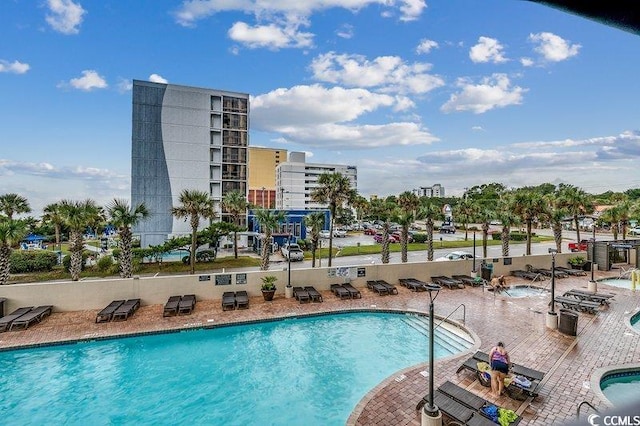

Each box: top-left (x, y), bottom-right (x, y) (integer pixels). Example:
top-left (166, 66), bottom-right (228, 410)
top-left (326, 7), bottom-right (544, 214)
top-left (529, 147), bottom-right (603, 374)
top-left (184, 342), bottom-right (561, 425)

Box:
top-left (481, 263), bottom-right (493, 281)
top-left (559, 308), bottom-right (578, 336)
top-left (0, 297), bottom-right (6, 317)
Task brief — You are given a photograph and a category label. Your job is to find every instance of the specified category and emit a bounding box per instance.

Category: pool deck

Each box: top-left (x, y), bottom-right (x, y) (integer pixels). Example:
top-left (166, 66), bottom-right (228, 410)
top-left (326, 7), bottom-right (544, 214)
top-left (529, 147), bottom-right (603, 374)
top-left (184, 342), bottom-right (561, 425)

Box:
top-left (1, 269), bottom-right (639, 425)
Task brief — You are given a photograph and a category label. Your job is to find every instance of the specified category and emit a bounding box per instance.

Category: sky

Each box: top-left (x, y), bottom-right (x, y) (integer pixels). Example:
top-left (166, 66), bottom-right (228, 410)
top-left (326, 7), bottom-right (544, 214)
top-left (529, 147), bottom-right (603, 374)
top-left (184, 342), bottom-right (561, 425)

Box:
top-left (2, 0), bottom-right (640, 216)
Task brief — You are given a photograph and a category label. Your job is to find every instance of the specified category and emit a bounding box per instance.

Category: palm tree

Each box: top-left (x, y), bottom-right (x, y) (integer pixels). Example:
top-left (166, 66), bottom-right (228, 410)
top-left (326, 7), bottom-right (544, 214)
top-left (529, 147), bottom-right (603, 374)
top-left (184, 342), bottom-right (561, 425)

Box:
top-left (311, 172), bottom-right (355, 267)
top-left (106, 199), bottom-right (150, 278)
top-left (351, 194), bottom-right (369, 223)
top-left (222, 190), bottom-right (249, 259)
top-left (59, 199), bottom-right (102, 281)
top-left (0, 218), bottom-right (28, 285)
top-left (253, 208), bottom-right (285, 270)
top-left (456, 196), bottom-right (476, 241)
top-left (558, 184), bottom-right (595, 243)
top-left (417, 200), bottom-right (442, 261)
top-left (0, 193), bottom-right (31, 220)
top-left (396, 191), bottom-right (419, 263)
top-left (544, 191), bottom-right (568, 253)
top-left (304, 212), bottom-right (325, 267)
top-left (600, 206), bottom-right (622, 240)
top-left (171, 189), bottom-right (217, 275)
top-left (511, 189), bottom-right (547, 255)
top-left (475, 204), bottom-right (496, 259)
top-left (369, 197), bottom-right (396, 264)
top-left (42, 203), bottom-right (65, 251)
top-left (495, 194), bottom-right (521, 257)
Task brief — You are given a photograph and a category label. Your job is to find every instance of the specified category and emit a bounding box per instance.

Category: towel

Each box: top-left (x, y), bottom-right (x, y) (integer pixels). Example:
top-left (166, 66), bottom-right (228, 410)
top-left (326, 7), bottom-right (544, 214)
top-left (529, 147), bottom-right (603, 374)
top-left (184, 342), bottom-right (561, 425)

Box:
top-left (513, 375), bottom-right (531, 389)
top-left (481, 404), bottom-right (499, 423)
top-left (498, 408), bottom-right (519, 426)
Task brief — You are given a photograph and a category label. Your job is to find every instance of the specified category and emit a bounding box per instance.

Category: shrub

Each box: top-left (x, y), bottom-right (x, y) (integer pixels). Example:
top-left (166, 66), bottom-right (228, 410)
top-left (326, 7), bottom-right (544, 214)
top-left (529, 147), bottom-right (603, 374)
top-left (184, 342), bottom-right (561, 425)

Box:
top-left (510, 232), bottom-right (527, 241)
top-left (62, 251), bottom-right (89, 272)
top-left (9, 250), bottom-right (58, 273)
top-left (412, 233), bottom-right (428, 243)
top-left (97, 255), bottom-right (114, 273)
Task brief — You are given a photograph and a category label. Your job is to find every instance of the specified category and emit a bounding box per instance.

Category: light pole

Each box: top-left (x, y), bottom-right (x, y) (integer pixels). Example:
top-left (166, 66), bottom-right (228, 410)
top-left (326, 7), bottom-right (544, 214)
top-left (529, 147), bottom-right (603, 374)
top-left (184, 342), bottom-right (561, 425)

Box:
top-left (422, 283), bottom-right (442, 426)
top-left (472, 231), bottom-right (477, 273)
top-left (547, 248), bottom-right (558, 329)
top-left (589, 222), bottom-right (597, 291)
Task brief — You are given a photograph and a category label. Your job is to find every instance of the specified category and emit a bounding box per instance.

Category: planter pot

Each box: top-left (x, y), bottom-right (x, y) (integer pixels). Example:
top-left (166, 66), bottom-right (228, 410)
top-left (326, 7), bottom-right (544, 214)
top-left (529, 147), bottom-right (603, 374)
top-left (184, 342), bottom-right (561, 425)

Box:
top-left (262, 289), bottom-right (276, 301)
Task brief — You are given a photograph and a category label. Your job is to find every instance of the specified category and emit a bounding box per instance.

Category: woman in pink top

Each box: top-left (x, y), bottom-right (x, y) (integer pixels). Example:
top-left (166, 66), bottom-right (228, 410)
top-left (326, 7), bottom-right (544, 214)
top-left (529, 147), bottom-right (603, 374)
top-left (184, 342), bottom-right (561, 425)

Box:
top-left (489, 341), bottom-right (510, 397)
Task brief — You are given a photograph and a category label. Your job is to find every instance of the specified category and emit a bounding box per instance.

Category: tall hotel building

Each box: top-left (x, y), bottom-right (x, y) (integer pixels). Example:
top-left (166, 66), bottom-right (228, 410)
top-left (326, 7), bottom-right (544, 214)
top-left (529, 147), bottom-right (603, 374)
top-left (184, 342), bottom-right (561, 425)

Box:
top-left (131, 81), bottom-right (249, 247)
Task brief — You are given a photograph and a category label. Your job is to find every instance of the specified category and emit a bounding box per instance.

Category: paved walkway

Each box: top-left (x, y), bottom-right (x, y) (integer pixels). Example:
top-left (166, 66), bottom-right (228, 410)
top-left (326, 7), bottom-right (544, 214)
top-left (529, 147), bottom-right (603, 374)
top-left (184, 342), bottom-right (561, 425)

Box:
top-left (0, 269), bottom-right (638, 425)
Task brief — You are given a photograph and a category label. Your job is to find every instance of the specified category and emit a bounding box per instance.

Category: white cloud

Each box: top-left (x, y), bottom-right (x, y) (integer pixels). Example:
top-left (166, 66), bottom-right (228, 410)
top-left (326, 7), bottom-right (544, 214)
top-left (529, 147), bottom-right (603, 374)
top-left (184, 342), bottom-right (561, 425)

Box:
top-left (174, 0), bottom-right (425, 28)
top-left (228, 21), bottom-right (314, 49)
top-left (471, 126), bottom-right (484, 131)
top-left (117, 78), bottom-right (133, 92)
top-left (335, 24), bottom-right (354, 39)
top-left (416, 39), bottom-right (438, 54)
top-left (441, 73), bottom-right (527, 114)
top-left (520, 57), bottom-right (534, 67)
top-left (0, 60), bottom-right (30, 74)
top-left (469, 36), bottom-right (508, 63)
top-left (149, 73), bottom-right (168, 84)
top-left (529, 32), bottom-right (580, 62)
top-left (59, 70), bottom-right (108, 91)
top-left (45, 0), bottom-right (86, 35)
top-left (250, 84), bottom-right (438, 148)
top-left (309, 52), bottom-right (444, 95)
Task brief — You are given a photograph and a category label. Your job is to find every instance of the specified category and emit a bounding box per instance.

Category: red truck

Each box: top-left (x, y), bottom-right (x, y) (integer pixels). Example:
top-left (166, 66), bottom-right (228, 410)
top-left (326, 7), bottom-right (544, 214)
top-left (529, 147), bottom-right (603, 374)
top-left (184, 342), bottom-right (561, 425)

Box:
top-left (568, 240), bottom-right (589, 252)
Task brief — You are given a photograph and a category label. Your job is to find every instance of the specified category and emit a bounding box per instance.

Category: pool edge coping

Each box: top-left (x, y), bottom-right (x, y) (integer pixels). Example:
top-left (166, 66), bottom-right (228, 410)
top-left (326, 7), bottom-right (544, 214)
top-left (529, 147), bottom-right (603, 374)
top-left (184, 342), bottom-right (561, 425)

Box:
top-left (590, 362), bottom-right (640, 409)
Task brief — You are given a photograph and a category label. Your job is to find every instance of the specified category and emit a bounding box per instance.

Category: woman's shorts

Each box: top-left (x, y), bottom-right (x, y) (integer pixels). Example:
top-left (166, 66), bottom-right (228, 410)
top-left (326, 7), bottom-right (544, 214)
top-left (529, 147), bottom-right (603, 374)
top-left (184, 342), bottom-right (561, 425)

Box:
top-left (491, 360), bottom-right (509, 374)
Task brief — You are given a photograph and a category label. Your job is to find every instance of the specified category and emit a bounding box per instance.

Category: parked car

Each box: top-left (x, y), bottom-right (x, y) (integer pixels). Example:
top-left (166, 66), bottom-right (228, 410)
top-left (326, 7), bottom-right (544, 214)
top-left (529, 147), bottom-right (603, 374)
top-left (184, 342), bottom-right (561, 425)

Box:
top-left (439, 223), bottom-right (456, 234)
top-left (629, 227), bottom-right (640, 236)
top-left (391, 231), bottom-right (413, 243)
top-left (568, 240), bottom-right (590, 252)
top-left (281, 243), bottom-right (304, 261)
top-left (364, 228), bottom-right (377, 235)
top-left (333, 229), bottom-right (347, 238)
top-left (435, 251), bottom-right (476, 261)
top-left (374, 233), bottom-right (400, 243)
top-left (319, 230), bottom-right (331, 239)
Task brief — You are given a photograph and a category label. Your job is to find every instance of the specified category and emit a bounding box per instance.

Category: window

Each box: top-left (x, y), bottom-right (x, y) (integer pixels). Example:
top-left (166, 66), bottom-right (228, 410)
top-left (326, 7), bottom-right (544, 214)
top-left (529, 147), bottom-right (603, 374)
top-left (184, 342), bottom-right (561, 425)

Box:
top-left (223, 113), bottom-right (247, 130)
top-left (222, 130), bottom-right (247, 146)
top-left (223, 97), bottom-right (248, 113)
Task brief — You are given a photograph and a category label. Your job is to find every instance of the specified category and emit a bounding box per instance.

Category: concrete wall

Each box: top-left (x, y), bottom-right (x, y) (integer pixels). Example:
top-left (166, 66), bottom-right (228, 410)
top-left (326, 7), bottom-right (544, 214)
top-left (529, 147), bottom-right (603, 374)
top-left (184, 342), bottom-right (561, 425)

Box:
top-left (0, 253), bottom-right (574, 313)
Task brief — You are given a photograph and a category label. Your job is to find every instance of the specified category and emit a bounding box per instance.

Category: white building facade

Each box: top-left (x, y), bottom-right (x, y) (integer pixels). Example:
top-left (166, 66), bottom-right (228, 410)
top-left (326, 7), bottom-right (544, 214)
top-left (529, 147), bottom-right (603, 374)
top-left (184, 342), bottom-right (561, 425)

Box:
top-left (275, 152), bottom-right (357, 209)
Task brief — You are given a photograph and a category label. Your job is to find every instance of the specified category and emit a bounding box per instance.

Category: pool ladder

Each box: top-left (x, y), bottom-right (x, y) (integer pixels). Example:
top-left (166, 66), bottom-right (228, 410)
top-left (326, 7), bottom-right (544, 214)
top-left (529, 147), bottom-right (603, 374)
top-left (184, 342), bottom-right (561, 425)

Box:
top-left (434, 303), bottom-right (466, 331)
top-left (576, 401), bottom-right (599, 420)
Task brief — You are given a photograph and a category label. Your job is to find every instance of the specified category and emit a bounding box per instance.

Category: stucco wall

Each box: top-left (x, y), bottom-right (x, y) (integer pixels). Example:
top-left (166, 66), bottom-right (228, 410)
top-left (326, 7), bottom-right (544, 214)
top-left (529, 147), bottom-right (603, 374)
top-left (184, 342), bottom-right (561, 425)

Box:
top-left (0, 253), bottom-right (574, 313)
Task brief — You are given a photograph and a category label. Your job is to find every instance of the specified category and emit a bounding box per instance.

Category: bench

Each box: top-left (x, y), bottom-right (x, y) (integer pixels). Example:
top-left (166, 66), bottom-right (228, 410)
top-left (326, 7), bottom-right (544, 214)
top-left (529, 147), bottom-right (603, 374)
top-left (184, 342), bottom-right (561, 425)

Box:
top-left (554, 296), bottom-right (600, 314)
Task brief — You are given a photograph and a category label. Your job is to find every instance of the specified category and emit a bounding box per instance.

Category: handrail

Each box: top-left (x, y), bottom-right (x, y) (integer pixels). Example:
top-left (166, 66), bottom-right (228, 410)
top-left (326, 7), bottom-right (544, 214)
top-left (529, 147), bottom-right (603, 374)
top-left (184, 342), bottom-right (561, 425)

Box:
top-left (576, 400), bottom-right (599, 419)
top-left (434, 303), bottom-right (465, 331)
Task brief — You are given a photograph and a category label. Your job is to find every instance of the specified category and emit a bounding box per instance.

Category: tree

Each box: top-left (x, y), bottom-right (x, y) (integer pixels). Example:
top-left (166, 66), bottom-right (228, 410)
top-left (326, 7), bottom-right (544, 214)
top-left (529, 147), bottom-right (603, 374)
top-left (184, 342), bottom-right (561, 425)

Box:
top-left (253, 208), bottom-right (285, 270)
top-left (396, 191), bottom-right (419, 263)
top-left (558, 184), bottom-right (594, 243)
top-left (0, 218), bottom-right (28, 285)
top-left (369, 197), bottom-right (396, 264)
top-left (311, 172), bottom-right (355, 267)
top-left (59, 199), bottom-right (102, 281)
top-left (495, 193), bottom-right (521, 257)
top-left (511, 189), bottom-right (547, 255)
top-left (417, 200), bottom-right (442, 261)
top-left (171, 189), bottom-right (217, 275)
top-left (106, 199), bottom-right (150, 278)
top-left (42, 203), bottom-right (65, 251)
top-left (304, 212), bottom-right (325, 267)
top-left (222, 190), bottom-right (249, 259)
top-left (0, 193), bottom-right (31, 220)
top-left (455, 196), bottom-right (476, 241)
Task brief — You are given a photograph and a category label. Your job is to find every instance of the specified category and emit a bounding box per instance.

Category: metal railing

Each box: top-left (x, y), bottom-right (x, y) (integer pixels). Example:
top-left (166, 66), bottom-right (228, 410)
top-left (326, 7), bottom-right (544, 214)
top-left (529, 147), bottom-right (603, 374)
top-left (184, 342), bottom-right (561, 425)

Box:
top-left (434, 303), bottom-right (466, 331)
top-left (576, 401), bottom-right (599, 419)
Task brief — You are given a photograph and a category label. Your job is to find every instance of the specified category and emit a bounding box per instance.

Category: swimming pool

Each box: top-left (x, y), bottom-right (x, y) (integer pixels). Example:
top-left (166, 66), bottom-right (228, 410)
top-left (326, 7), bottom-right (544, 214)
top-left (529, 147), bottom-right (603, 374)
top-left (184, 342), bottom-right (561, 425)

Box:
top-left (501, 285), bottom-right (549, 298)
top-left (600, 369), bottom-right (640, 407)
top-left (631, 311), bottom-right (640, 332)
top-left (0, 312), bottom-right (472, 425)
top-left (598, 278), bottom-right (636, 290)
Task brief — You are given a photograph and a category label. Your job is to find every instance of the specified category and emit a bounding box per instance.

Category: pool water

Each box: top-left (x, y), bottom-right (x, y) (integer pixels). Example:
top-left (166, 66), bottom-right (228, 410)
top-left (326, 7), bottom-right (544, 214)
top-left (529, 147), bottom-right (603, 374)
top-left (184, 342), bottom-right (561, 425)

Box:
top-left (0, 312), bottom-right (469, 425)
top-left (631, 311), bottom-right (640, 332)
top-left (598, 278), bottom-right (636, 290)
top-left (600, 370), bottom-right (640, 407)
top-left (501, 286), bottom-right (548, 298)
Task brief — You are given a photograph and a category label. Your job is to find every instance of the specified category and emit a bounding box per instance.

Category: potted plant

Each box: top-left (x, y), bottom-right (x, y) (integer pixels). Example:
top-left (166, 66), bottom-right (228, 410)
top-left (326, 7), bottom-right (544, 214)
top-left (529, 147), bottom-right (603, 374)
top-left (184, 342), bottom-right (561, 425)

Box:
top-left (261, 275), bottom-right (277, 301)
top-left (568, 255), bottom-right (588, 270)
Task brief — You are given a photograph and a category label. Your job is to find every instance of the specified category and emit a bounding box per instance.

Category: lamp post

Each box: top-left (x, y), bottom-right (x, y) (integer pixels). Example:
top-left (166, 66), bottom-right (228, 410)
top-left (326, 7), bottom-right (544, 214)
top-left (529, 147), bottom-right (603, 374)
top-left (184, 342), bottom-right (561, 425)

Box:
top-left (546, 248), bottom-right (558, 329)
top-left (422, 283), bottom-right (442, 426)
top-left (589, 223), bottom-right (597, 291)
top-left (472, 231), bottom-right (477, 273)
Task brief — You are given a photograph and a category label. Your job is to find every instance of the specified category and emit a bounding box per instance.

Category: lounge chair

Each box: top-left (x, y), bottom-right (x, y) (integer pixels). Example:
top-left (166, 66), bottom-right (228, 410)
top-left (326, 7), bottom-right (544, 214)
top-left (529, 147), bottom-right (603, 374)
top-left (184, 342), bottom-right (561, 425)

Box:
top-left (366, 280), bottom-right (389, 295)
top-left (9, 305), bottom-right (53, 331)
top-left (293, 287), bottom-right (311, 303)
top-left (330, 284), bottom-right (352, 299)
top-left (342, 283), bottom-right (362, 298)
top-left (431, 276), bottom-right (464, 289)
top-left (376, 280), bottom-right (398, 294)
top-left (178, 294), bottom-right (196, 315)
top-left (563, 289), bottom-right (614, 306)
top-left (96, 300), bottom-right (124, 323)
top-left (526, 265), bottom-right (568, 278)
top-left (0, 307), bottom-right (34, 332)
top-left (554, 296), bottom-right (600, 314)
top-left (304, 286), bottom-right (323, 302)
top-left (221, 292), bottom-right (236, 311)
top-left (399, 278), bottom-right (427, 291)
top-left (235, 291), bottom-right (249, 309)
top-left (164, 296), bottom-right (182, 316)
top-left (456, 351), bottom-right (545, 400)
top-left (452, 274), bottom-right (485, 287)
top-left (112, 299), bottom-right (141, 321)
top-left (511, 270), bottom-right (546, 281)
top-left (555, 266), bottom-right (587, 276)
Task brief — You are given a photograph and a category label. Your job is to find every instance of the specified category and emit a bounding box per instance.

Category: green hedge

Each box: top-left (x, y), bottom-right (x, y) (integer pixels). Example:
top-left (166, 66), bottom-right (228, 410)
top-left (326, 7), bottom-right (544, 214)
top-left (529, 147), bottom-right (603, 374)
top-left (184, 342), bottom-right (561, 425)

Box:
top-left (412, 233), bottom-right (428, 243)
top-left (9, 250), bottom-right (59, 273)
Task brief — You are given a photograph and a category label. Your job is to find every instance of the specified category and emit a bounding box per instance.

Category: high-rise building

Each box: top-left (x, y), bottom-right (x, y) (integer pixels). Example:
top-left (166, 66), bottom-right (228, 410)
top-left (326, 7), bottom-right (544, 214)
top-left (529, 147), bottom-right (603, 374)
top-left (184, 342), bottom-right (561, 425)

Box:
top-left (275, 152), bottom-right (357, 209)
top-left (416, 184), bottom-right (445, 198)
top-left (131, 80), bottom-right (249, 247)
top-left (248, 147), bottom-right (287, 209)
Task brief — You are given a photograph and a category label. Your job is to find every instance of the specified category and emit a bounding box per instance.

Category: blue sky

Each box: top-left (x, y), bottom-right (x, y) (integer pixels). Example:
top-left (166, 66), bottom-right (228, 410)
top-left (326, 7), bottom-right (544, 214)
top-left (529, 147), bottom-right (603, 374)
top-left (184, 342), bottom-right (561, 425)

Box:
top-left (2, 0), bottom-right (640, 215)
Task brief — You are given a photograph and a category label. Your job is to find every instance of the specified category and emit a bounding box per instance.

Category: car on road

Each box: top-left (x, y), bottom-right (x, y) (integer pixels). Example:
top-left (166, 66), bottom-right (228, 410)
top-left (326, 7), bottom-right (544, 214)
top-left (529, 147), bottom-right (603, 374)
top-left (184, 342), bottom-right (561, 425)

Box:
top-left (439, 223), bottom-right (456, 234)
top-left (373, 233), bottom-right (400, 243)
top-left (333, 229), bottom-right (347, 238)
top-left (281, 243), bottom-right (304, 261)
top-left (435, 250), bottom-right (476, 261)
top-left (319, 230), bottom-right (331, 239)
top-left (629, 227), bottom-right (640, 236)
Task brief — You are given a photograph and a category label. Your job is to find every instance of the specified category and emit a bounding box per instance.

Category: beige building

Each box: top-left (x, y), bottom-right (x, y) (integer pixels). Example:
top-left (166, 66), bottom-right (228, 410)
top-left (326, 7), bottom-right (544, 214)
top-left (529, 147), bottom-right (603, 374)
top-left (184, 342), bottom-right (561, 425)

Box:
top-left (248, 147), bottom-right (287, 208)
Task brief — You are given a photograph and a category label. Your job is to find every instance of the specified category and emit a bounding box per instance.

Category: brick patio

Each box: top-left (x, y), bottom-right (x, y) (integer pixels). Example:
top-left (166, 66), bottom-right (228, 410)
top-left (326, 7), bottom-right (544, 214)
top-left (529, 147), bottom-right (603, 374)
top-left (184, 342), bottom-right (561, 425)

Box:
top-left (0, 269), bottom-right (638, 425)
